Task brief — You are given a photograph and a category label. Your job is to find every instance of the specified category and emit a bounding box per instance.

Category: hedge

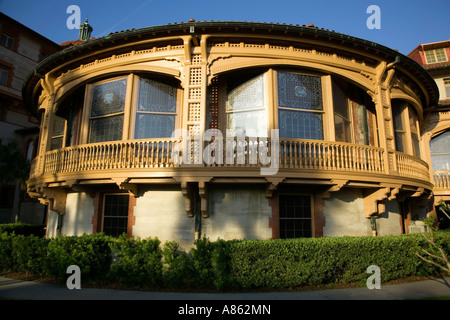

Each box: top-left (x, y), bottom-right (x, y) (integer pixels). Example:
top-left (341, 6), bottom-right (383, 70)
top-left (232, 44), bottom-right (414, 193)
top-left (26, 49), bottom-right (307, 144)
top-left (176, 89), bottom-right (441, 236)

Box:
top-left (0, 231), bottom-right (449, 290)
top-left (0, 223), bottom-right (45, 237)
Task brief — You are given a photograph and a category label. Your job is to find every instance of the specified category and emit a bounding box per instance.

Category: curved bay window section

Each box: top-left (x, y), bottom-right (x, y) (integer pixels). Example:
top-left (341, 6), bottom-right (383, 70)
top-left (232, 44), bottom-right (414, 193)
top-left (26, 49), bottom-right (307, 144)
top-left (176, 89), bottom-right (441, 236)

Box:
top-left (134, 78), bottom-right (178, 139)
top-left (88, 77), bottom-right (127, 143)
top-left (84, 74), bottom-right (180, 144)
top-left (430, 131), bottom-right (450, 189)
top-left (392, 100), bottom-right (421, 157)
top-left (332, 79), bottom-right (377, 146)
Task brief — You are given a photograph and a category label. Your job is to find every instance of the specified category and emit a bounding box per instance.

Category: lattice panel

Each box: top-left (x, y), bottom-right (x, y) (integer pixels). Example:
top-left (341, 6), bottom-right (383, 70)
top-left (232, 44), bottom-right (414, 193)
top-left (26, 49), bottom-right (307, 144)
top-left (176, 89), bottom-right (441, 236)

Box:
top-left (189, 88), bottom-right (202, 100)
top-left (192, 54), bottom-right (202, 65)
top-left (188, 103), bottom-right (201, 122)
top-left (189, 68), bottom-right (202, 86)
top-left (209, 77), bottom-right (219, 129)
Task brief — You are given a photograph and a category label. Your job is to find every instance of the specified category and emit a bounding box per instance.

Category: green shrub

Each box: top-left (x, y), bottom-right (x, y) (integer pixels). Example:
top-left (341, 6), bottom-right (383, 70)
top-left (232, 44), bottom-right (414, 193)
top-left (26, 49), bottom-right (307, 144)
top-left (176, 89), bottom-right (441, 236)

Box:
top-left (162, 241), bottom-right (194, 288)
top-left (0, 232), bottom-right (13, 271)
top-left (11, 234), bottom-right (49, 275)
top-left (44, 233), bottom-right (112, 281)
top-left (109, 234), bottom-right (162, 287)
top-left (0, 223), bottom-right (45, 237)
top-left (224, 233), bottom-right (450, 290)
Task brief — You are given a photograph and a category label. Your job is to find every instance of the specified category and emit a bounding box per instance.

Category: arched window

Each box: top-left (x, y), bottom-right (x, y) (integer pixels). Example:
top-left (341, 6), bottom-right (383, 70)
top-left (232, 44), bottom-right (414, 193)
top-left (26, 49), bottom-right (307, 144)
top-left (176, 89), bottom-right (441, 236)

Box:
top-left (430, 131), bottom-right (450, 171)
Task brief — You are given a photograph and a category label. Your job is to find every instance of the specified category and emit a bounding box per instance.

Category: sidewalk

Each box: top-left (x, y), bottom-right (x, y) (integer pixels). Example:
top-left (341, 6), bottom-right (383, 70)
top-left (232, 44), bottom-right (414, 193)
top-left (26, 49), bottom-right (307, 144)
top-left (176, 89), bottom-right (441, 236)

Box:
top-left (1, 275), bottom-right (449, 300)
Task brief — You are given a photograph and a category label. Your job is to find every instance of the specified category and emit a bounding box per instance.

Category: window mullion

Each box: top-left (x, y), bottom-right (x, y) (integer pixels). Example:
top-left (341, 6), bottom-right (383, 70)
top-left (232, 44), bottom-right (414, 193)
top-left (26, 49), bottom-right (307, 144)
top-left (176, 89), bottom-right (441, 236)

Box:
top-left (122, 74), bottom-right (134, 140)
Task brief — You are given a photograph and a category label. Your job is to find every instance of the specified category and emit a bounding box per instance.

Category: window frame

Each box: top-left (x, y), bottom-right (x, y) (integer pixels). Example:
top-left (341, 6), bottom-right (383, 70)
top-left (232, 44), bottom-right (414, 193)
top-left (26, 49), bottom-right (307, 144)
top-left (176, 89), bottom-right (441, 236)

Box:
top-left (224, 72), bottom-right (269, 137)
top-left (274, 70), bottom-right (326, 140)
top-left (101, 193), bottom-right (130, 238)
top-left (430, 131), bottom-right (450, 171)
top-left (0, 65), bottom-right (10, 86)
top-left (278, 193), bottom-right (314, 239)
top-left (81, 74), bottom-right (181, 144)
top-left (424, 48), bottom-right (448, 64)
top-left (444, 78), bottom-right (450, 99)
top-left (392, 101), bottom-right (422, 157)
top-left (131, 75), bottom-right (181, 140)
top-left (0, 33), bottom-right (15, 50)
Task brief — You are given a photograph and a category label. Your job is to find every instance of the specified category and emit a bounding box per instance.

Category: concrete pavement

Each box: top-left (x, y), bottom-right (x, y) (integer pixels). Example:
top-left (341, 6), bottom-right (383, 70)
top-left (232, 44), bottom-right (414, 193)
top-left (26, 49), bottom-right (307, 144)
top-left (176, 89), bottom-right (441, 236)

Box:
top-left (0, 275), bottom-right (449, 300)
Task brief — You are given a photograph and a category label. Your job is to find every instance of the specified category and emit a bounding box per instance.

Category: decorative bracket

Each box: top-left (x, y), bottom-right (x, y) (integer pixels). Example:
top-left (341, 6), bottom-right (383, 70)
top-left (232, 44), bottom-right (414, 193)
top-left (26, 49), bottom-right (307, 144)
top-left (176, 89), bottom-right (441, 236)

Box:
top-left (40, 187), bottom-right (68, 215)
top-left (320, 179), bottom-right (348, 199)
top-left (264, 177), bottom-right (285, 198)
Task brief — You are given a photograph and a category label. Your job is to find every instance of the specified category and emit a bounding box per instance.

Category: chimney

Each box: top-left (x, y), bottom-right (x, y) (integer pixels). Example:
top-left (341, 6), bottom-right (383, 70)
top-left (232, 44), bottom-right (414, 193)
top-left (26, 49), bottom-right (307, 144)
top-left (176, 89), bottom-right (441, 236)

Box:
top-left (79, 18), bottom-right (93, 41)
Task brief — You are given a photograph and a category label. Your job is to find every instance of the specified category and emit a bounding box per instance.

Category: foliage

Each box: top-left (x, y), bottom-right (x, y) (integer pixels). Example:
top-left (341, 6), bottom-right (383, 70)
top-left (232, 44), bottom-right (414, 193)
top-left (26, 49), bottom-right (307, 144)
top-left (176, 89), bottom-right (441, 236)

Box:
top-left (11, 234), bottom-right (49, 275)
top-left (109, 234), bottom-right (162, 287)
top-left (412, 207), bottom-right (450, 274)
top-left (161, 241), bottom-right (194, 287)
top-left (0, 231), bottom-right (448, 291)
top-left (0, 223), bottom-right (46, 237)
top-left (44, 233), bottom-right (112, 281)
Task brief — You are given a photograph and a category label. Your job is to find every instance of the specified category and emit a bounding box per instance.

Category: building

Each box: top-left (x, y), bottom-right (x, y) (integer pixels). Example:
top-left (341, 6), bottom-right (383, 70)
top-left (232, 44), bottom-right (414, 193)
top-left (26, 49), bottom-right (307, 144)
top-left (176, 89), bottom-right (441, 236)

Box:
top-left (22, 20), bottom-right (440, 248)
top-left (0, 12), bottom-right (60, 223)
top-left (408, 40), bottom-right (450, 227)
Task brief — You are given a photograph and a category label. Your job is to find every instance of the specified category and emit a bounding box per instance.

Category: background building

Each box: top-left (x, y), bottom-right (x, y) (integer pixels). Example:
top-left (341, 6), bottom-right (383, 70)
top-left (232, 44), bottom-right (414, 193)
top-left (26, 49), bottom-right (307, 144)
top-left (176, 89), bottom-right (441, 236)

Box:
top-left (0, 12), bottom-right (60, 223)
top-left (22, 20), bottom-right (439, 248)
top-left (408, 40), bottom-right (450, 228)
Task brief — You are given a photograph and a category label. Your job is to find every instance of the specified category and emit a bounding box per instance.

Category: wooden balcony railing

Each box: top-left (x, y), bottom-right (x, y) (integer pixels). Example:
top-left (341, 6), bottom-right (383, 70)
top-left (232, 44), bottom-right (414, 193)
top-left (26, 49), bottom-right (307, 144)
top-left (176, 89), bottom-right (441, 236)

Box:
top-left (433, 171), bottom-right (450, 189)
top-left (28, 138), bottom-right (432, 185)
top-left (395, 152), bottom-right (430, 182)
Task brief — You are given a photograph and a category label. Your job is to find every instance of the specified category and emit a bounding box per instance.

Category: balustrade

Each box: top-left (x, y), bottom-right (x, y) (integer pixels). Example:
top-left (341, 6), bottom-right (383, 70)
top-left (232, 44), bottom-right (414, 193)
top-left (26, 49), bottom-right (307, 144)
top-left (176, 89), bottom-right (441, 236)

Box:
top-left (28, 138), bottom-right (435, 185)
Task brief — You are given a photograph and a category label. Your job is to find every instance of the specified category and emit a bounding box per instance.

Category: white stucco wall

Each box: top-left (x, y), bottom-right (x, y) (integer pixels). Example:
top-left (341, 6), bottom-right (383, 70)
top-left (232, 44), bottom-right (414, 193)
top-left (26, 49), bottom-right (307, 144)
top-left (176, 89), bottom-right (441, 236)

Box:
top-left (377, 199), bottom-right (402, 236)
top-left (133, 186), bottom-right (193, 250)
top-left (203, 184), bottom-right (272, 241)
top-left (61, 192), bottom-right (95, 236)
top-left (323, 188), bottom-right (370, 237)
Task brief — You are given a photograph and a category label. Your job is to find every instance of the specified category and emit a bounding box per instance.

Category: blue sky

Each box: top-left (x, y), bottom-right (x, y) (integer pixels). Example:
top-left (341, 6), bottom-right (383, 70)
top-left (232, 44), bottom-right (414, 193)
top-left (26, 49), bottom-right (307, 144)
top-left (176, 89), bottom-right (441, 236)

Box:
top-left (0, 0), bottom-right (449, 55)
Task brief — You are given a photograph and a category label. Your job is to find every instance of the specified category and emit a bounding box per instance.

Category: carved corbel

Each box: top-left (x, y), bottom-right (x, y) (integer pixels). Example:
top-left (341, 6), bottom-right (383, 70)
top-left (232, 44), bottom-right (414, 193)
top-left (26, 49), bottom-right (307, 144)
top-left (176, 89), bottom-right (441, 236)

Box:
top-left (320, 179), bottom-right (348, 199)
top-left (41, 187), bottom-right (68, 215)
top-left (364, 187), bottom-right (390, 218)
top-left (180, 181), bottom-right (194, 217)
top-left (199, 180), bottom-right (208, 218)
top-left (264, 178), bottom-right (285, 198)
top-left (120, 183), bottom-right (139, 197)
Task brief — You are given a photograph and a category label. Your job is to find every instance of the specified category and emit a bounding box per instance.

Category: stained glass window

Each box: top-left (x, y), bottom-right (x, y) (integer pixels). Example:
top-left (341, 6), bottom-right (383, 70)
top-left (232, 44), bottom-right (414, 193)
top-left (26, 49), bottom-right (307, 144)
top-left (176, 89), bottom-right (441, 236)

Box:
top-left (277, 72), bottom-right (323, 139)
top-left (134, 78), bottom-right (177, 139)
top-left (226, 74), bottom-right (267, 137)
top-left (277, 72), bottom-right (323, 111)
top-left (89, 78), bottom-right (127, 143)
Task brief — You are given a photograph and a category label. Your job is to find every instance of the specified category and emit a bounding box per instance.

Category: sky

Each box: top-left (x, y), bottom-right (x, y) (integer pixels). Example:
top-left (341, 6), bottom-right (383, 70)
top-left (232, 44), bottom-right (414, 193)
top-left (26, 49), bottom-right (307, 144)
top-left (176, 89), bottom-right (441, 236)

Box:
top-left (0, 0), bottom-right (449, 55)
